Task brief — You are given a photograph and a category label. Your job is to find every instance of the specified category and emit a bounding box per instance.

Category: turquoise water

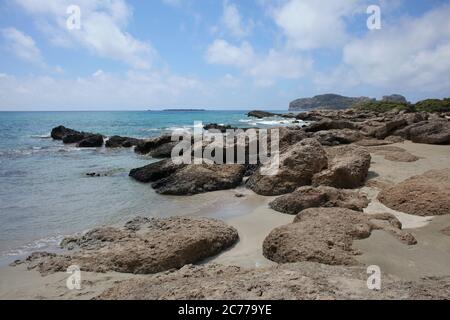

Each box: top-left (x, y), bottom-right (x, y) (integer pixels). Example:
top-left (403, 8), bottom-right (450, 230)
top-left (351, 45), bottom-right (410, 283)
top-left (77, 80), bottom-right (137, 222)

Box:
top-left (0, 111), bottom-right (294, 265)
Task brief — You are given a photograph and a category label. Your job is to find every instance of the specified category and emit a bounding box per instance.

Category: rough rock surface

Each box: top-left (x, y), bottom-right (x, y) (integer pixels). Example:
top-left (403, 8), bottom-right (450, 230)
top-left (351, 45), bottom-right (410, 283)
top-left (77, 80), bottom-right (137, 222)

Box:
top-left (134, 135), bottom-right (173, 154)
top-left (105, 136), bottom-right (141, 148)
top-left (129, 160), bottom-right (185, 183)
top-left (312, 129), bottom-right (363, 146)
top-left (247, 138), bottom-right (328, 196)
top-left (312, 146), bottom-right (371, 189)
top-left (378, 169), bottom-right (450, 216)
top-left (97, 262), bottom-right (450, 300)
top-left (51, 126), bottom-right (80, 140)
top-left (305, 119), bottom-right (358, 133)
top-left (393, 120), bottom-right (450, 144)
top-left (148, 141), bottom-right (178, 158)
top-left (368, 118), bottom-right (407, 139)
top-left (247, 110), bottom-right (278, 118)
top-left (77, 134), bottom-right (104, 148)
top-left (152, 164), bottom-right (246, 195)
top-left (17, 217), bottom-right (239, 275)
top-left (263, 208), bottom-right (416, 266)
top-left (269, 186), bottom-right (369, 215)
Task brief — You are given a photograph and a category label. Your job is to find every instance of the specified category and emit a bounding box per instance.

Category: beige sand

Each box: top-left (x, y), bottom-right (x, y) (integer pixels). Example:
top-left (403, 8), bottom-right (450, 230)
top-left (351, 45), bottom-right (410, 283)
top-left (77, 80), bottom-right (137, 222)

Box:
top-left (0, 141), bottom-right (449, 299)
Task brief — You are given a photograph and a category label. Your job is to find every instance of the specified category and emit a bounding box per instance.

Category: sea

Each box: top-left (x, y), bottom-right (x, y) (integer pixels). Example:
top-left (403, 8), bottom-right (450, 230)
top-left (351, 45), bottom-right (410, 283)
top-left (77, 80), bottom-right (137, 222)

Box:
top-left (0, 110), bottom-right (299, 265)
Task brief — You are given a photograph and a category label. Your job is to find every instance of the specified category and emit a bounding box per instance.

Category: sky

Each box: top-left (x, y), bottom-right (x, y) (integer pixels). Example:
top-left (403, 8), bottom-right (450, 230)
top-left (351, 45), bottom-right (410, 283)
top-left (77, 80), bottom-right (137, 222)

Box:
top-left (0, 0), bottom-right (450, 110)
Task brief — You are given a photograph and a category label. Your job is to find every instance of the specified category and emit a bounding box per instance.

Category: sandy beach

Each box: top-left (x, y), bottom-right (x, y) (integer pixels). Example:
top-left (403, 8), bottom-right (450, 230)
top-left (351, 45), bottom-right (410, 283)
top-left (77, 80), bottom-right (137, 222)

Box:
top-left (1, 140), bottom-right (449, 299)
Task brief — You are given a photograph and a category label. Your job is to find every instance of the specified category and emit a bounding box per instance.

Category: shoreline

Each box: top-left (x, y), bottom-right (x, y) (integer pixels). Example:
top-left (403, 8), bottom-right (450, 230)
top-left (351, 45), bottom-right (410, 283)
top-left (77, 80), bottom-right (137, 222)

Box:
top-left (1, 140), bottom-right (450, 299)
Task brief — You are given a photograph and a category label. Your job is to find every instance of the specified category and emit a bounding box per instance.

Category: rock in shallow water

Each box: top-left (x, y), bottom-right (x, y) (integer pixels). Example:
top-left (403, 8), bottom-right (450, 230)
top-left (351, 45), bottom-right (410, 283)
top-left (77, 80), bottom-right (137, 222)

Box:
top-left (263, 208), bottom-right (416, 266)
top-left (269, 186), bottom-right (369, 215)
top-left (378, 169), bottom-right (450, 216)
top-left (19, 217), bottom-right (239, 275)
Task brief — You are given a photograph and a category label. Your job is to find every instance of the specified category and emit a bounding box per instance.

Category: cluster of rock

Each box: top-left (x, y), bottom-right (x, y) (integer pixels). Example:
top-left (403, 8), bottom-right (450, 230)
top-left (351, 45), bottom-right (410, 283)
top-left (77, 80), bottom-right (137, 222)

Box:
top-left (51, 126), bottom-right (104, 147)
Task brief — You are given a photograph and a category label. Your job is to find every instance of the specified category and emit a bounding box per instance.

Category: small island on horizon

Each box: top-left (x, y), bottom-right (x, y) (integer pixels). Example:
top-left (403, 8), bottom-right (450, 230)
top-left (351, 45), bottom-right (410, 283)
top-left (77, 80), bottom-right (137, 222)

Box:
top-left (148, 108), bottom-right (206, 112)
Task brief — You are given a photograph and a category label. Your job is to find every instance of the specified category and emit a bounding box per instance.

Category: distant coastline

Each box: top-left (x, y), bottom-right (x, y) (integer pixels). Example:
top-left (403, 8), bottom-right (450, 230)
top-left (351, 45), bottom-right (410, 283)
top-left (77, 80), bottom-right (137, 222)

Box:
top-left (152, 109), bottom-right (206, 112)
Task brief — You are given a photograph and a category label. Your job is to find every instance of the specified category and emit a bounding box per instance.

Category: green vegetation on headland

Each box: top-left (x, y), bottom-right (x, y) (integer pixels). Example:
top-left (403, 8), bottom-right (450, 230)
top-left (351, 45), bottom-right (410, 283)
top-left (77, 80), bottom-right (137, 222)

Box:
top-left (354, 97), bottom-right (450, 113)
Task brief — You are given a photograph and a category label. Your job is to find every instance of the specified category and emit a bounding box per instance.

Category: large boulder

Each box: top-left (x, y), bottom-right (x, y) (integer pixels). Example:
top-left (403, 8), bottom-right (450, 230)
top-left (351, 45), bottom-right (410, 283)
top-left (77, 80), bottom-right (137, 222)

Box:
top-left (129, 159), bottom-right (185, 183)
top-left (247, 110), bottom-right (278, 118)
top-left (263, 208), bottom-right (416, 266)
top-left (312, 146), bottom-right (371, 189)
top-left (408, 120), bottom-right (450, 144)
top-left (269, 186), bottom-right (369, 215)
top-left (246, 138), bottom-right (328, 196)
top-left (378, 169), bottom-right (450, 216)
top-left (152, 164), bottom-right (246, 195)
top-left (18, 217), bottom-right (239, 275)
top-left (106, 136), bottom-right (141, 148)
top-left (134, 135), bottom-right (173, 154)
top-left (51, 126), bottom-right (80, 140)
top-left (77, 134), bottom-right (104, 148)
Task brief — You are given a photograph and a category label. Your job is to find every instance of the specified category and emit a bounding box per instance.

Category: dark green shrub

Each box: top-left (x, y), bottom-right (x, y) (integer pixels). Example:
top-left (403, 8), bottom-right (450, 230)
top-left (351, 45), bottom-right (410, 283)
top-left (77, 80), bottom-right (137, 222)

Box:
top-left (353, 100), bottom-right (413, 112)
top-left (415, 99), bottom-right (450, 113)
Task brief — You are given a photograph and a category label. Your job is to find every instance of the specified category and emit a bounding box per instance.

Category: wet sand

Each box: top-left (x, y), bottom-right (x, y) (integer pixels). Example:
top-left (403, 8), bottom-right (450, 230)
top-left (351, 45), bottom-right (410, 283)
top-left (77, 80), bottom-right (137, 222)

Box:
top-left (1, 141), bottom-right (449, 299)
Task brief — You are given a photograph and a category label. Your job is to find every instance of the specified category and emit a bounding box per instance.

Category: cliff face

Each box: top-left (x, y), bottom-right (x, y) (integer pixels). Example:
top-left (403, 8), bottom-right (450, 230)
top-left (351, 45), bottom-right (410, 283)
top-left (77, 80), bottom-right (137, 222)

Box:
top-left (289, 94), bottom-right (373, 111)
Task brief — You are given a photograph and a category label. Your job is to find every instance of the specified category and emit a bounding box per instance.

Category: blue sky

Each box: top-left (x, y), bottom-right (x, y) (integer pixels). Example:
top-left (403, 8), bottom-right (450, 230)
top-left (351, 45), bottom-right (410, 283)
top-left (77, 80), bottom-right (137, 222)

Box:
top-left (0, 0), bottom-right (450, 110)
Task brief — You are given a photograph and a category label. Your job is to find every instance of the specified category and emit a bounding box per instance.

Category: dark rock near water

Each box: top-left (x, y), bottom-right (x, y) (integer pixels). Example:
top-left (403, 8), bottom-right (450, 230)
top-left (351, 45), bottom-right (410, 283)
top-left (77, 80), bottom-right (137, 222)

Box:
top-left (77, 134), bottom-right (104, 148)
top-left (204, 123), bottom-right (237, 132)
top-left (129, 159), bottom-right (185, 183)
top-left (152, 164), bottom-right (246, 195)
top-left (135, 135), bottom-right (173, 154)
top-left (106, 136), bottom-right (141, 148)
top-left (51, 126), bottom-right (79, 140)
top-left (247, 110), bottom-right (278, 118)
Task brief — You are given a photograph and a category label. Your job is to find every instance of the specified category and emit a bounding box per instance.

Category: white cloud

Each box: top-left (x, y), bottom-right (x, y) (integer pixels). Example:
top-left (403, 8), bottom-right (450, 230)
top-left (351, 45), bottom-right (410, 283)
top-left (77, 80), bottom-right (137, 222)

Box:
top-left (273, 0), bottom-right (361, 50)
top-left (316, 3), bottom-right (450, 95)
top-left (14, 0), bottom-right (155, 69)
top-left (205, 39), bottom-right (255, 67)
top-left (1, 27), bottom-right (44, 66)
top-left (248, 49), bottom-right (312, 87)
top-left (0, 71), bottom-right (206, 110)
top-left (220, 1), bottom-right (253, 38)
top-left (206, 39), bottom-right (311, 87)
